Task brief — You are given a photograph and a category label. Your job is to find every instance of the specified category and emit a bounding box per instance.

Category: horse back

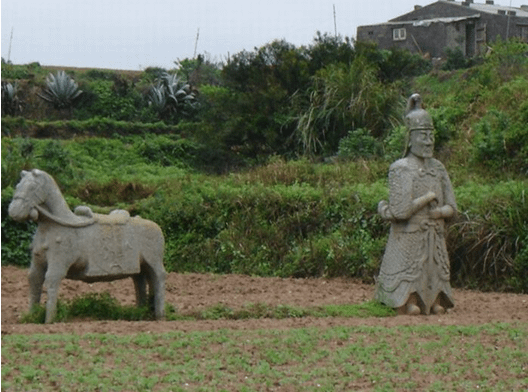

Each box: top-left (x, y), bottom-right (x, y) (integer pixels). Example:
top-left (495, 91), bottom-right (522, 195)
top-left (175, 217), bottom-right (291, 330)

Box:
top-left (81, 214), bottom-right (164, 278)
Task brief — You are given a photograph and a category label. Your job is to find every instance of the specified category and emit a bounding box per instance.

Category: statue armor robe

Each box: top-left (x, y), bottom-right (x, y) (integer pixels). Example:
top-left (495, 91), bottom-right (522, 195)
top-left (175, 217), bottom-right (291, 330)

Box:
top-left (376, 156), bottom-right (456, 314)
top-left (376, 93), bottom-right (457, 315)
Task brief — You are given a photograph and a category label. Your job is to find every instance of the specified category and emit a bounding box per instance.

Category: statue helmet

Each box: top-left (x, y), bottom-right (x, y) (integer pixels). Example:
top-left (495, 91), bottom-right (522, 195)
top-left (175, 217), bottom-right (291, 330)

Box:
top-left (404, 93), bottom-right (433, 131)
top-left (403, 93), bottom-right (434, 156)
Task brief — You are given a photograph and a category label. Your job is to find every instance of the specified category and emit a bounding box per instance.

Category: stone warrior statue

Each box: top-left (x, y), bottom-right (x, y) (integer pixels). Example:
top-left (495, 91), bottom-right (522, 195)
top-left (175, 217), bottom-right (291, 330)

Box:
top-left (376, 93), bottom-right (457, 315)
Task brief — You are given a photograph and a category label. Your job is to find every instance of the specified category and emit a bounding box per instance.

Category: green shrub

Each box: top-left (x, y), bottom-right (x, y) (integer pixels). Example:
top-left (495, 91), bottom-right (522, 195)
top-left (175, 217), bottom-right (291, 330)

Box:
top-left (136, 134), bottom-right (199, 168)
top-left (1, 117), bottom-right (181, 138)
top-left (472, 109), bottom-right (528, 173)
top-left (379, 47), bottom-right (432, 82)
top-left (1, 187), bottom-right (34, 267)
top-left (137, 176), bottom-right (388, 279)
top-left (450, 181), bottom-right (528, 292)
top-left (1, 61), bottom-right (40, 80)
top-left (296, 57), bottom-right (403, 156)
top-left (442, 47), bottom-right (473, 71)
top-left (338, 128), bottom-right (383, 160)
top-left (382, 125), bottom-right (407, 161)
top-left (1, 137), bottom-right (35, 189)
top-left (78, 80), bottom-right (142, 121)
top-left (429, 105), bottom-right (466, 152)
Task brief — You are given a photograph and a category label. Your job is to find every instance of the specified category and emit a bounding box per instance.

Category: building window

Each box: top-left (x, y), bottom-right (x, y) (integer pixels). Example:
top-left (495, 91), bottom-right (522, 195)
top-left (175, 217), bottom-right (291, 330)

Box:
top-left (393, 28), bottom-right (407, 41)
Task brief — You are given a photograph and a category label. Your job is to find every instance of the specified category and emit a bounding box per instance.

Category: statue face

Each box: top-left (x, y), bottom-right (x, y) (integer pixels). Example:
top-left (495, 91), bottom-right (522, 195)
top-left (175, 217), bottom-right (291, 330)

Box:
top-left (409, 129), bottom-right (434, 159)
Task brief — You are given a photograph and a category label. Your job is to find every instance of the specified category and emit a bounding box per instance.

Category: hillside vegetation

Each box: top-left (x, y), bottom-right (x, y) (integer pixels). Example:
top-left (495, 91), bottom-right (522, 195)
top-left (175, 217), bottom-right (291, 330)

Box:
top-left (2, 37), bottom-right (527, 293)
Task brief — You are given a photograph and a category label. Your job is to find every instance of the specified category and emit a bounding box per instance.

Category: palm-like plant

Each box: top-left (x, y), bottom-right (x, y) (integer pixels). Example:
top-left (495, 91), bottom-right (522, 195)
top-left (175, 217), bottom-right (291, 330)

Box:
top-left (147, 85), bottom-right (167, 113)
top-left (1, 81), bottom-right (21, 116)
top-left (147, 72), bottom-right (196, 119)
top-left (38, 70), bottom-right (82, 109)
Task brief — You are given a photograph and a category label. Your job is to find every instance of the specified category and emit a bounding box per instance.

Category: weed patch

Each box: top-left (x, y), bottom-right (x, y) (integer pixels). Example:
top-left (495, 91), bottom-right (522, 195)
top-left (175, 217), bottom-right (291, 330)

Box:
top-left (20, 292), bottom-right (395, 324)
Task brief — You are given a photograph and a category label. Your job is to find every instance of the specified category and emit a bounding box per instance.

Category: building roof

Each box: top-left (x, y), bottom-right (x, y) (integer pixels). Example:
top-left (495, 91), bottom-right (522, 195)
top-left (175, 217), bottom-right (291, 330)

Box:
top-left (454, 1), bottom-right (528, 17)
top-left (361, 14), bottom-right (481, 28)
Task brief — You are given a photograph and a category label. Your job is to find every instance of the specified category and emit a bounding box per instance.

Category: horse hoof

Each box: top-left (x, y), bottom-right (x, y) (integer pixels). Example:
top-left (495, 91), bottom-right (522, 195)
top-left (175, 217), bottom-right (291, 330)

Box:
top-left (432, 304), bottom-right (445, 315)
top-left (406, 304), bottom-right (421, 315)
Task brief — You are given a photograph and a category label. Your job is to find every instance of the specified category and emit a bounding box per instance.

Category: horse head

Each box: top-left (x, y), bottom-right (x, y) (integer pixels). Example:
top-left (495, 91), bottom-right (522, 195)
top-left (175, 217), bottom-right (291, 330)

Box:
top-left (8, 169), bottom-right (49, 222)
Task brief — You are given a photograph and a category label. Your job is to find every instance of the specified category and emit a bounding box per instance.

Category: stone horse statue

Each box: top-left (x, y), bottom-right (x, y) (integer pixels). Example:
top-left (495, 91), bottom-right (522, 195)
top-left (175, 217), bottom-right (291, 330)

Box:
top-left (8, 169), bottom-right (166, 323)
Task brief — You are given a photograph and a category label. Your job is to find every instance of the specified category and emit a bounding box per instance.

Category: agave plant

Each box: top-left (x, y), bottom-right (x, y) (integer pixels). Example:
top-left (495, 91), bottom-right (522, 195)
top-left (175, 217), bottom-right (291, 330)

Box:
top-left (1, 81), bottom-right (21, 116)
top-left (147, 85), bottom-right (167, 113)
top-left (147, 72), bottom-right (196, 119)
top-left (38, 70), bottom-right (82, 109)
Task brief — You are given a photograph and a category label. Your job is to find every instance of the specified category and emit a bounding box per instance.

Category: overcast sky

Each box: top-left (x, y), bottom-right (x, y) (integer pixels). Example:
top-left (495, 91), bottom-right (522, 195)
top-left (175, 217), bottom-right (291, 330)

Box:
top-left (1, 0), bottom-right (525, 70)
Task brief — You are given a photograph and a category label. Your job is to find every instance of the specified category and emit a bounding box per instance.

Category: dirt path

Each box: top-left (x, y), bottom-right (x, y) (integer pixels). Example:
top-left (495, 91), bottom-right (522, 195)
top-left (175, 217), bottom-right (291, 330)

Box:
top-left (2, 265), bottom-right (527, 335)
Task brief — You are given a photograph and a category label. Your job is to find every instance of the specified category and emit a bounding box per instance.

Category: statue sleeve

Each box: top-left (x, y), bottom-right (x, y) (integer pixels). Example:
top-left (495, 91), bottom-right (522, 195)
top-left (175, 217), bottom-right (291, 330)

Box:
top-left (442, 169), bottom-right (457, 217)
top-left (388, 165), bottom-right (414, 220)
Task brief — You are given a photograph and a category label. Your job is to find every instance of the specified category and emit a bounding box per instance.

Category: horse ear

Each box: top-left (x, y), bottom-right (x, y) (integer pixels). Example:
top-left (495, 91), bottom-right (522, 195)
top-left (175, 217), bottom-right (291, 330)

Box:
top-left (21, 170), bottom-right (29, 177)
top-left (32, 169), bottom-right (43, 176)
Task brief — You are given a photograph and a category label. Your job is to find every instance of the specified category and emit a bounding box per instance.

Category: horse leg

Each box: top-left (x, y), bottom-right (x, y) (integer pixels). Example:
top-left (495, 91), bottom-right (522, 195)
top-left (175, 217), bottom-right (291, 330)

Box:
top-left (28, 260), bottom-right (46, 310)
top-left (142, 262), bottom-right (166, 319)
top-left (43, 265), bottom-right (66, 323)
top-left (133, 274), bottom-right (147, 308)
top-left (150, 267), bottom-right (166, 320)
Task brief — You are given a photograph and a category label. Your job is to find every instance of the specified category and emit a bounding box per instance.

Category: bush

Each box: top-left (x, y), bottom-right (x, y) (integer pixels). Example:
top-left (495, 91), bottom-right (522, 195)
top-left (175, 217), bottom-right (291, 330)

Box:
top-left (296, 58), bottom-right (403, 156)
top-left (382, 125), bottom-right (407, 161)
top-left (77, 80), bottom-right (143, 121)
top-left (138, 176), bottom-right (388, 280)
top-left (472, 109), bottom-right (528, 173)
top-left (1, 61), bottom-right (40, 80)
top-left (1, 187), bottom-right (34, 267)
top-left (1, 137), bottom-right (35, 189)
top-left (337, 128), bottom-right (383, 160)
top-left (1, 117), bottom-right (181, 138)
top-left (442, 47), bottom-right (473, 71)
top-left (450, 181), bottom-right (528, 292)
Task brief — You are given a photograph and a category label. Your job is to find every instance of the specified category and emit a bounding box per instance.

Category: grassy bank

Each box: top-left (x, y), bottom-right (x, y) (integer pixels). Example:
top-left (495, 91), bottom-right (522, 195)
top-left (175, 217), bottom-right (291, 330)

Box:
top-left (1, 135), bottom-right (527, 292)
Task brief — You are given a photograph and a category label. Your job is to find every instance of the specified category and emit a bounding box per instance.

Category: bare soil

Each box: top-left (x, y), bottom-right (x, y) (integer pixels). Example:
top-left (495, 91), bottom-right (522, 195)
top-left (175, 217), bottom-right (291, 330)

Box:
top-left (2, 265), bottom-right (528, 336)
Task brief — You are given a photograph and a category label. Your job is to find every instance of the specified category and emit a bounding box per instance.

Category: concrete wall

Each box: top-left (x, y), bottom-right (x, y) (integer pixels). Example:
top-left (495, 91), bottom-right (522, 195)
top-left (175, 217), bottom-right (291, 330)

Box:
top-left (356, 1), bottom-right (528, 58)
top-left (356, 21), bottom-right (469, 58)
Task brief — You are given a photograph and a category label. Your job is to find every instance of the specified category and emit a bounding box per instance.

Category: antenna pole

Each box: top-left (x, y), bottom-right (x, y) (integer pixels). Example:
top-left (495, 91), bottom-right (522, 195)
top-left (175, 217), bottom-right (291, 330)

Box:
top-left (333, 5), bottom-right (337, 37)
top-left (7, 27), bottom-right (13, 63)
top-left (193, 28), bottom-right (200, 58)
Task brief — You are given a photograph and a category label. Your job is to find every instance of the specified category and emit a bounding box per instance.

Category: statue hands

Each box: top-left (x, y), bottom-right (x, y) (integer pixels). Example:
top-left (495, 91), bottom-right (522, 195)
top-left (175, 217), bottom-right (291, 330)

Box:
top-left (424, 191), bottom-right (437, 204)
top-left (412, 191), bottom-right (437, 214)
top-left (429, 204), bottom-right (455, 220)
top-left (422, 191), bottom-right (450, 219)
top-left (423, 191), bottom-right (455, 219)
top-left (378, 200), bottom-right (394, 220)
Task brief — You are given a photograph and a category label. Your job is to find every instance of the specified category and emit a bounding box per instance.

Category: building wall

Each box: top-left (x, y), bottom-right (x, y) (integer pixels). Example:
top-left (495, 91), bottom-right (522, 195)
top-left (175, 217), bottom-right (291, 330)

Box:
top-left (445, 22), bottom-right (468, 53)
top-left (357, 1), bottom-right (528, 58)
top-left (357, 21), bottom-right (470, 58)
